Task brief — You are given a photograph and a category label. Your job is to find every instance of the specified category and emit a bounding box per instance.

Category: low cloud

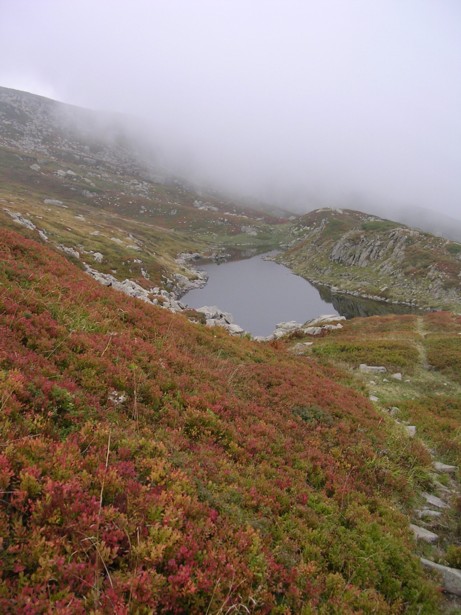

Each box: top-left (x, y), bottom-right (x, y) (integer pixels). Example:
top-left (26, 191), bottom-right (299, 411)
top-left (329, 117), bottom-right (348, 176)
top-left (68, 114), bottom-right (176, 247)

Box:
top-left (1, 0), bottom-right (460, 222)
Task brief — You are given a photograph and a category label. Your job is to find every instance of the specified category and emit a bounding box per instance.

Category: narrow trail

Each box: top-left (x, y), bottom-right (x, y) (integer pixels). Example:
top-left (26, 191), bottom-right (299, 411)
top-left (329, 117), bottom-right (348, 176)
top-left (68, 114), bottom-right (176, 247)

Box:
top-left (390, 317), bottom-right (461, 608)
top-left (415, 316), bottom-right (430, 370)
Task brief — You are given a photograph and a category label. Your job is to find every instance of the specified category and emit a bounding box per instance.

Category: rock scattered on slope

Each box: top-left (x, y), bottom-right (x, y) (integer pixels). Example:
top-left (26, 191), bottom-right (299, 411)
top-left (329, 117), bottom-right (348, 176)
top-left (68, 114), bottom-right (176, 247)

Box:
top-left (415, 509), bottom-right (442, 519)
top-left (43, 198), bottom-right (65, 206)
top-left (433, 461), bottom-right (457, 474)
top-left (195, 306), bottom-right (245, 335)
top-left (422, 492), bottom-right (449, 509)
top-left (421, 559), bottom-right (461, 596)
top-left (410, 523), bottom-right (439, 544)
top-left (405, 425), bottom-right (417, 438)
top-left (360, 364), bottom-right (387, 374)
top-left (410, 524), bottom-right (438, 543)
top-left (272, 315), bottom-right (345, 340)
top-left (4, 208), bottom-right (36, 231)
top-left (290, 342), bottom-right (314, 354)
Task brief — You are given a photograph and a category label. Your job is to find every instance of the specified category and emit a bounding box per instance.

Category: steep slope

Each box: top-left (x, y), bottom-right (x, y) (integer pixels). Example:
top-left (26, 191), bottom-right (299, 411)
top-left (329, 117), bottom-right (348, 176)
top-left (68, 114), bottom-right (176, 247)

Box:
top-left (0, 87), bottom-right (292, 291)
top-left (278, 208), bottom-right (461, 311)
top-left (0, 229), bottom-right (440, 613)
top-left (282, 312), bottom-right (461, 608)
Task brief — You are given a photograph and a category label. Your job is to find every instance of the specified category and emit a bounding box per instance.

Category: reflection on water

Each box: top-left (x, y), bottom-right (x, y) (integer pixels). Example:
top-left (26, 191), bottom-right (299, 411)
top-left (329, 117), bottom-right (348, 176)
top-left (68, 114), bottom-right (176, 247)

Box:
top-left (182, 253), bottom-right (420, 336)
top-left (315, 285), bottom-right (421, 319)
top-left (182, 254), bottom-right (338, 336)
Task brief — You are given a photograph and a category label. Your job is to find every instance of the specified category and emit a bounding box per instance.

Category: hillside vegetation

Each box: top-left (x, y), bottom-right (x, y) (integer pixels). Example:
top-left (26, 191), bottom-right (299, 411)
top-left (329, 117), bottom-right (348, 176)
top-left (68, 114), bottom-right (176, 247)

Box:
top-left (0, 87), bottom-right (291, 293)
top-left (279, 208), bottom-right (461, 311)
top-left (3, 86), bottom-right (461, 613)
top-left (0, 229), bottom-right (442, 613)
top-left (283, 311), bottom-right (461, 608)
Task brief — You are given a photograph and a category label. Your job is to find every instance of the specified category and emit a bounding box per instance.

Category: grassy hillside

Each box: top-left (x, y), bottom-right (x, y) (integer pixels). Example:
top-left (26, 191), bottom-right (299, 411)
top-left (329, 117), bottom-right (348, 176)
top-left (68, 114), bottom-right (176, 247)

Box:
top-left (0, 87), bottom-right (292, 291)
top-left (0, 228), bottom-right (442, 613)
top-left (278, 208), bottom-right (461, 311)
top-left (283, 312), bottom-right (461, 606)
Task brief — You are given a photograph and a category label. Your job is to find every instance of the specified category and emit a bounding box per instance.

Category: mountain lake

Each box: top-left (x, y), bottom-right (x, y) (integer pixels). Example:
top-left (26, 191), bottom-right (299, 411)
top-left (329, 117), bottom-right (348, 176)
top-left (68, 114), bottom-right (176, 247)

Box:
top-left (181, 252), bottom-right (419, 336)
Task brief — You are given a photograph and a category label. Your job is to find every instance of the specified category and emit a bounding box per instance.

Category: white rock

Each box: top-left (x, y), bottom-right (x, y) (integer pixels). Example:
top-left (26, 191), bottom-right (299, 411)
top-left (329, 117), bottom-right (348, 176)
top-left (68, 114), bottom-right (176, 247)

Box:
top-left (410, 524), bottom-right (438, 543)
top-left (420, 558), bottom-right (461, 596)
top-left (360, 364), bottom-right (387, 374)
top-left (196, 306), bottom-right (233, 323)
top-left (433, 461), bottom-right (457, 474)
top-left (227, 323), bottom-right (245, 335)
top-left (93, 252), bottom-right (104, 263)
top-left (30, 163), bottom-right (40, 171)
top-left (405, 426), bottom-right (417, 438)
top-left (108, 391), bottom-right (127, 406)
top-left (391, 372), bottom-right (402, 380)
top-left (369, 395), bottom-right (379, 402)
top-left (302, 326), bottom-right (323, 336)
top-left (276, 321), bottom-right (303, 331)
top-left (305, 315), bottom-right (346, 327)
top-left (422, 492), bottom-right (449, 509)
top-left (4, 209), bottom-right (36, 230)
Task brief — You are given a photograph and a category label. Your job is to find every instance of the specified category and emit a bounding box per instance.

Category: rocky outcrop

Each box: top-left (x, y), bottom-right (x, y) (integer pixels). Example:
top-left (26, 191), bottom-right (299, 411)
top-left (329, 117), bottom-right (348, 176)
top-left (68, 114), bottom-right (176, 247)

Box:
top-left (173, 252), bottom-right (209, 294)
top-left (195, 306), bottom-right (245, 335)
top-left (83, 263), bottom-right (249, 335)
top-left (0, 86), bottom-right (152, 175)
top-left (278, 208), bottom-right (461, 311)
top-left (330, 227), bottom-right (414, 270)
top-left (84, 264), bottom-right (184, 313)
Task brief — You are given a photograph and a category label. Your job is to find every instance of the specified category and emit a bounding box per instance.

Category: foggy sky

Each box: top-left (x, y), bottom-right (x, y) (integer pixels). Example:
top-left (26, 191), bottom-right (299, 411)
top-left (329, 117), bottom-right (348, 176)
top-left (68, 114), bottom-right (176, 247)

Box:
top-left (1, 0), bottom-right (461, 220)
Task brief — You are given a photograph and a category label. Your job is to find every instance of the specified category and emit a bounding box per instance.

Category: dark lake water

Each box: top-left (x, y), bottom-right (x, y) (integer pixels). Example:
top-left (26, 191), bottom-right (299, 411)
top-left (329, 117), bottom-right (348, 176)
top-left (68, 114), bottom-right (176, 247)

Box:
top-left (182, 253), bottom-right (420, 337)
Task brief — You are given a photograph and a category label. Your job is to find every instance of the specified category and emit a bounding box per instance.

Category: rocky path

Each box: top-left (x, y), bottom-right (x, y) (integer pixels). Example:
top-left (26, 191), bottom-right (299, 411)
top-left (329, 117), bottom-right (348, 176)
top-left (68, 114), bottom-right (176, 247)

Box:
top-left (415, 316), bottom-right (431, 370)
top-left (286, 313), bottom-right (461, 609)
top-left (410, 443), bottom-right (461, 604)
top-left (370, 317), bottom-right (461, 608)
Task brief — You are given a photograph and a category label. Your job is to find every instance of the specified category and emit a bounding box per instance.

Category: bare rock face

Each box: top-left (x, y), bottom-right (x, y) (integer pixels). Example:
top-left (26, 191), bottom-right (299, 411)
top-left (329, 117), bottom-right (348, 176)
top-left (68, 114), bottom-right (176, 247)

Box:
top-left (280, 208), bottom-right (461, 311)
top-left (329, 227), bottom-right (413, 269)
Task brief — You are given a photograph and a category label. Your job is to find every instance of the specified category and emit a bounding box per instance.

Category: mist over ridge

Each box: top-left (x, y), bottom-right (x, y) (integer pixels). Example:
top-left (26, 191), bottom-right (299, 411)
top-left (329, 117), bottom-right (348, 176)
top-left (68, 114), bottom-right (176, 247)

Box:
top-left (1, 0), bottom-right (460, 228)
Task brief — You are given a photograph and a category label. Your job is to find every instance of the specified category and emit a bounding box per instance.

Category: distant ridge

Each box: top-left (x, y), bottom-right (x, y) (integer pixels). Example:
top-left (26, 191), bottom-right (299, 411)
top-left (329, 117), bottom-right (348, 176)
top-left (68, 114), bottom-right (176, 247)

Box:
top-left (279, 207), bottom-right (461, 311)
